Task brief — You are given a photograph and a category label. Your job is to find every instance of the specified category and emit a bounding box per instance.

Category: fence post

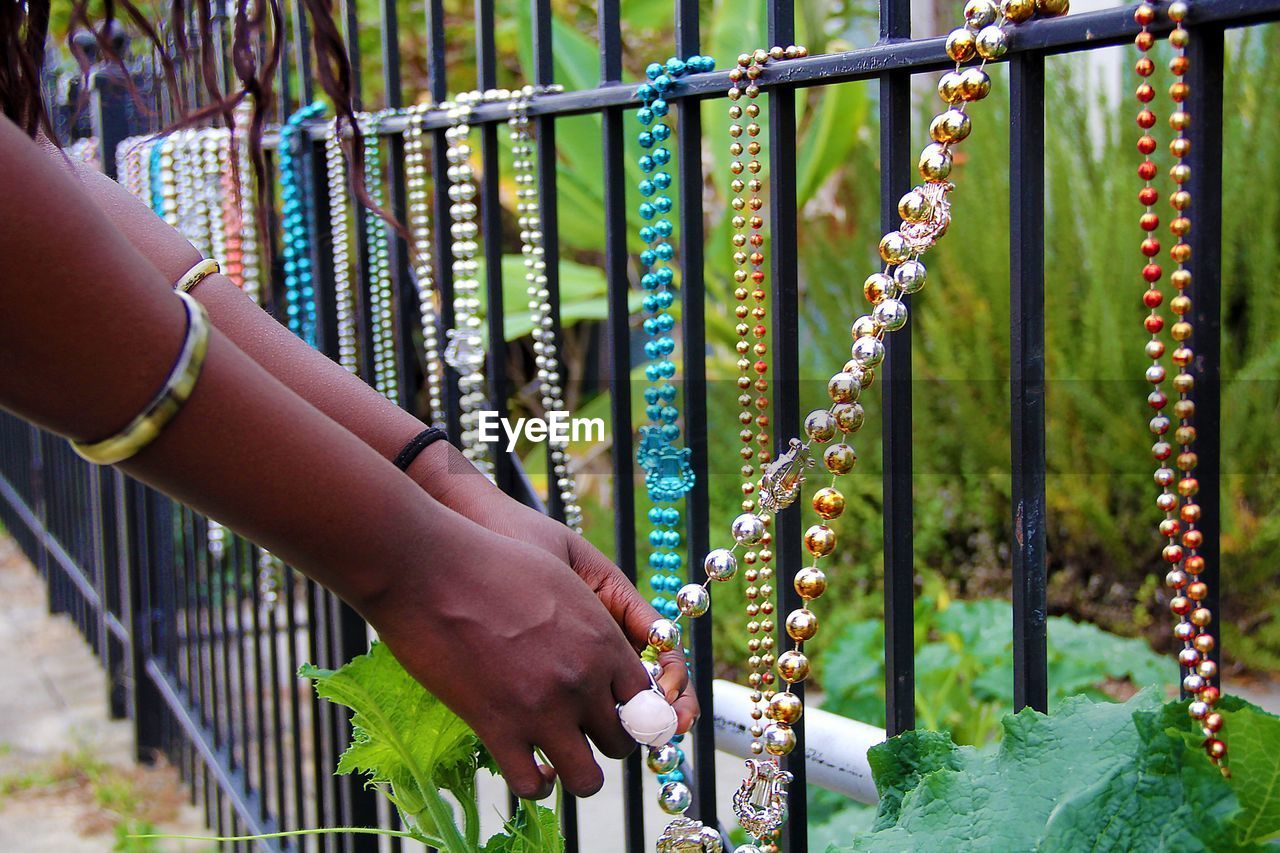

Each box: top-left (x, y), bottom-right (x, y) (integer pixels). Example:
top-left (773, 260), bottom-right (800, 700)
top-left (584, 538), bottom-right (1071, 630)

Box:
top-left (122, 479), bottom-right (168, 762)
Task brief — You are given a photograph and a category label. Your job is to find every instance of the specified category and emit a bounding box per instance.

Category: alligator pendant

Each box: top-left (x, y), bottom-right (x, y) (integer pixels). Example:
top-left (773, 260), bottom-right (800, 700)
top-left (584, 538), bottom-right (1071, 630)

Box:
top-left (758, 438), bottom-right (815, 511)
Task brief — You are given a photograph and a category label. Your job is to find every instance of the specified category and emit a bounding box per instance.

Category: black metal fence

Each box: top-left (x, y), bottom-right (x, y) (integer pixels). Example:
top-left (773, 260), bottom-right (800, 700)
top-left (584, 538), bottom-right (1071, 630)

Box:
top-left (4, 0), bottom-right (1279, 850)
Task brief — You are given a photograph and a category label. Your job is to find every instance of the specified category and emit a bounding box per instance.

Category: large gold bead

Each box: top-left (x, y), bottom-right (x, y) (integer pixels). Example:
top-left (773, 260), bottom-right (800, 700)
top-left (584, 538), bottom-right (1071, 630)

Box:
top-left (824, 443), bottom-right (857, 475)
top-left (767, 691), bottom-right (804, 724)
top-left (794, 567), bottom-right (827, 600)
top-left (863, 272), bottom-right (892, 304)
top-left (828, 372), bottom-right (861, 404)
top-left (804, 524), bottom-right (836, 557)
top-left (959, 67), bottom-right (991, 102)
top-left (938, 71), bottom-right (966, 105)
top-left (964, 0), bottom-right (998, 26)
top-left (919, 143), bottom-right (953, 181)
top-left (786, 608), bottom-right (819, 641)
top-left (851, 314), bottom-right (879, 340)
top-left (763, 722), bottom-right (796, 756)
top-left (812, 486), bottom-right (846, 519)
top-left (833, 401), bottom-right (866, 433)
top-left (897, 189), bottom-right (933, 223)
top-left (777, 650), bottom-right (811, 683)
top-left (975, 25), bottom-right (1008, 59)
top-left (879, 232), bottom-right (911, 264)
top-left (1035, 0), bottom-right (1069, 16)
top-left (930, 109), bottom-right (972, 144)
top-left (804, 408), bottom-right (838, 443)
top-left (945, 28), bottom-right (977, 63)
top-left (1002, 0), bottom-right (1035, 22)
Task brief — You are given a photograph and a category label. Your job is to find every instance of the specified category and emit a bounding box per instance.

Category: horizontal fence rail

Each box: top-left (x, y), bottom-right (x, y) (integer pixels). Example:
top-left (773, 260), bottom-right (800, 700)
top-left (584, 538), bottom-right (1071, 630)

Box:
top-left (2, 0), bottom-right (1277, 851)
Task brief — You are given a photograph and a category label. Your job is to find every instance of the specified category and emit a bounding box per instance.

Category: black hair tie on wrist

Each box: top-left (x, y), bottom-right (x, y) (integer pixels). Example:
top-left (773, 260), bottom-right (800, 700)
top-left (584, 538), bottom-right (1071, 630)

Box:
top-left (392, 427), bottom-right (449, 471)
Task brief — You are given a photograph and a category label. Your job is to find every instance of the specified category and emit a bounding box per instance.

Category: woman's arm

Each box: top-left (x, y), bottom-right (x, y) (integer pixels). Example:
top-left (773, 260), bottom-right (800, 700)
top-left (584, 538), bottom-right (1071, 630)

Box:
top-left (54, 143), bottom-right (695, 718)
top-left (2, 116), bottom-right (662, 797)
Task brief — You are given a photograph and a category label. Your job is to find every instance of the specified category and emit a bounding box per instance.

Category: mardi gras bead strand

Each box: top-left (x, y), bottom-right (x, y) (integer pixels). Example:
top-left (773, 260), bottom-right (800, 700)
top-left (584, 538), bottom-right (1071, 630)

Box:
top-left (1133, 0), bottom-right (1226, 770)
top-left (233, 102), bottom-right (264, 304)
top-left (442, 93), bottom-right (495, 479)
top-left (403, 102), bottom-right (446, 420)
top-left (279, 101), bottom-right (326, 347)
top-left (219, 132), bottom-right (246, 290)
top-left (360, 111), bottom-right (402, 400)
top-left (507, 86), bottom-right (586, 532)
top-left (324, 117), bottom-right (361, 374)
top-left (699, 3), bottom-right (1062, 845)
top-left (623, 53), bottom-right (716, 834)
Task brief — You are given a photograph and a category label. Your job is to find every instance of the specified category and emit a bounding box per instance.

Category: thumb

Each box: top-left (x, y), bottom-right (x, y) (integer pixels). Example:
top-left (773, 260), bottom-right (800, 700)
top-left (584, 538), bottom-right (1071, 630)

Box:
top-left (566, 536), bottom-right (694, 707)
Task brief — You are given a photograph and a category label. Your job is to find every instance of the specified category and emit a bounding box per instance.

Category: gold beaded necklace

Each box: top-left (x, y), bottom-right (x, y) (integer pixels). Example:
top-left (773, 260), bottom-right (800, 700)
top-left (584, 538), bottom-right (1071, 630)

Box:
top-left (1133, 0), bottom-right (1226, 773)
top-left (679, 2), bottom-right (1066, 847)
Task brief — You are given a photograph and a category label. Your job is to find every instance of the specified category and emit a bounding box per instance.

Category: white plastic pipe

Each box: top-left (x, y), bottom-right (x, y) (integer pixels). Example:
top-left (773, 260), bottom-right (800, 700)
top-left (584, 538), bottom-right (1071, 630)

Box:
top-left (711, 679), bottom-right (884, 805)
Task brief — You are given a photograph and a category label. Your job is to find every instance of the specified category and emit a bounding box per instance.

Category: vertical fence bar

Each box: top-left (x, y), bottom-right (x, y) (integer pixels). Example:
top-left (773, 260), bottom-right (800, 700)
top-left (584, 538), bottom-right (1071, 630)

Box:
top-left (476, 0), bottom-right (515, 493)
top-left (673, 0), bottom-right (717, 830)
top-left (529, 0), bottom-right (579, 843)
top-left (1185, 21), bottom-right (1224, 686)
top-left (599, 2), bottom-right (644, 849)
top-left (533, 0), bottom-right (566, 523)
top-left (878, 0), bottom-right (917, 740)
top-left (427, 0), bottom-right (463, 442)
top-left (1009, 52), bottom-right (1049, 714)
top-left (766, 2), bottom-right (807, 849)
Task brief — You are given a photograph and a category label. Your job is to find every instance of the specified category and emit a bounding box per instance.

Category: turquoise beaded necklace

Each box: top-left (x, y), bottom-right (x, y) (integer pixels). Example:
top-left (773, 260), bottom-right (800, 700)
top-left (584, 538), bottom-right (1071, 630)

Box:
top-left (632, 51), bottom-right (714, 819)
top-left (278, 101), bottom-right (326, 347)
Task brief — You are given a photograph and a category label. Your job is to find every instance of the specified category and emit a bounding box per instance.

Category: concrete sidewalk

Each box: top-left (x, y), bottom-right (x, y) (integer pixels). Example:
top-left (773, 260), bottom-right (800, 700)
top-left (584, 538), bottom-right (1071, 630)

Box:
top-left (0, 536), bottom-right (211, 852)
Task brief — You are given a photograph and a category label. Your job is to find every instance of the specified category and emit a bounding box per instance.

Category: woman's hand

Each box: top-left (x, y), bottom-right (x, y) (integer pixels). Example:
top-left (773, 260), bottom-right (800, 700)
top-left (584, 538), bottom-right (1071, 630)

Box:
top-left (408, 441), bottom-right (699, 733)
top-left (359, 527), bottom-right (659, 800)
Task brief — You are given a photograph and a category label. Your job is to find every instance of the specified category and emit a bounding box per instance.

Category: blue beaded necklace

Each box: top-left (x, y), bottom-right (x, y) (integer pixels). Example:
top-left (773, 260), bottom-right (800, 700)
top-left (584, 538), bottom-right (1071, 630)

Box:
top-left (278, 101), bottom-right (326, 347)
top-left (632, 51), bottom-right (714, 820)
top-left (634, 54), bottom-right (713, 623)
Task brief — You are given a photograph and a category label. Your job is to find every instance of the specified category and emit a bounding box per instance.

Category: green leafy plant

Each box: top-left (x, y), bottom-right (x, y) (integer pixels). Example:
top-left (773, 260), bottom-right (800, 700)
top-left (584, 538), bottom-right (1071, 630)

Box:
top-left (134, 643), bottom-right (564, 851)
top-left (830, 692), bottom-right (1280, 852)
top-left (299, 643), bottom-right (564, 852)
top-left (819, 597), bottom-right (1171, 746)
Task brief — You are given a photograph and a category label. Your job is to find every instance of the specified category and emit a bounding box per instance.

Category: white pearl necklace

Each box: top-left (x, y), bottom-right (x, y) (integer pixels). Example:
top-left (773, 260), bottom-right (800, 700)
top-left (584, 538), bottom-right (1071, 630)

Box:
top-left (324, 118), bottom-right (361, 374)
top-left (403, 102), bottom-right (446, 422)
top-left (360, 111), bottom-right (400, 401)
top-left (507, 87), bottom-right (583, 532)
top-left (442, 93), bottom-right (493, 479)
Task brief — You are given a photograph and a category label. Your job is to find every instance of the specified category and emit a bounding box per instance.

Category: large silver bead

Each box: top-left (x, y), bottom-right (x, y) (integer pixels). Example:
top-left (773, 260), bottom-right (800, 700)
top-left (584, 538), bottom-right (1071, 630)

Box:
top-left (873, 297), bottom-right (908, 331)
top-left (851, 335), bottom-right (885, 368)
top-left (676, 583), bottom-right (711, 618)
top-left (731, 513), bottom-right (766, 545)
top-left (657, 780), bottom-right (692, 815)
top-left (704, 548), bottom-right (739, 581)
top-left (894, 259), bottom-right (927, 293)
top-left (647, 618), bottom-right (682, 652)
top-left (647, 742), bottom-right (681, 774)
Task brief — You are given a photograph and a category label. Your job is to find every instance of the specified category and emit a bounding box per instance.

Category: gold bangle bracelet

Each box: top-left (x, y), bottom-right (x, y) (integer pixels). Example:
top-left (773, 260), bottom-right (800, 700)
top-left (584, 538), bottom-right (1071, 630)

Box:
top-left (175, 258), bottom-right (220, 293)
top-left (71, 290), bottom-right (211, 465)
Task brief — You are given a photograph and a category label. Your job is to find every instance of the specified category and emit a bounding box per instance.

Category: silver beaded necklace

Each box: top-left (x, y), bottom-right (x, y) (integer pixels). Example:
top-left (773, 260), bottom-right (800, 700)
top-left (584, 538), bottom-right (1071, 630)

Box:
top-left (507, 86), bottom-right (583, 532)
top-left (403, 101), bottom-right (446, 422)
top-left (324, 117), bottom-right (361, 374)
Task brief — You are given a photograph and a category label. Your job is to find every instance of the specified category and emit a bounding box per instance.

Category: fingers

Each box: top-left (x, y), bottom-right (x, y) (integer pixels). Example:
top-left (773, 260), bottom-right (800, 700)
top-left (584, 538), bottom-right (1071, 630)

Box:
top-left (583, 690), bottom-right (638, 761)
top-left (655, 648), bottom-right (690, 703)
top-left (539, 730), bottom-right (605, 797)
top-left (486, 738), bottom-right (555, 801)
top-left (673, 690), bottom-right (699, 734)
top-left (567, 535), bottom-right (665, 652)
